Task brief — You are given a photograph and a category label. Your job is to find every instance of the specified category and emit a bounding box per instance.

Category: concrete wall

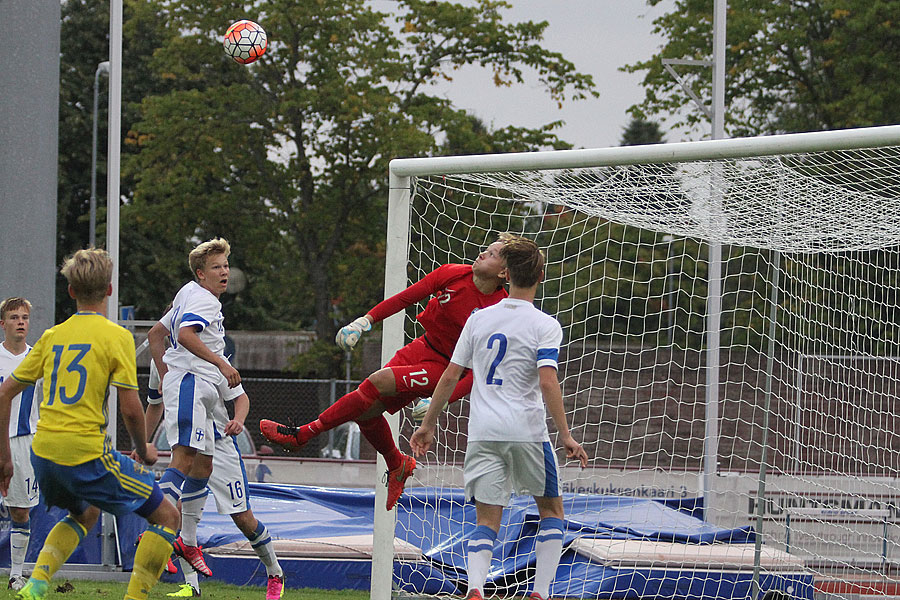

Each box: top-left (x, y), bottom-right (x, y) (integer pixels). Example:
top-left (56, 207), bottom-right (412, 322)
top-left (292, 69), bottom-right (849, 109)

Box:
top-left (0, 1), bottom-right (60, 337)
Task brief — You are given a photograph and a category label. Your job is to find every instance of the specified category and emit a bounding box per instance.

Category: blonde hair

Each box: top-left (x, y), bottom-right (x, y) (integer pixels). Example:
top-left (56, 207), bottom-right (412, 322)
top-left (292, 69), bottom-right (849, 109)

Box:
top-left (498, 233), bottom-right (544, 288)
top-left (188, 238), bottom-right (231, 276)
top-left (60, 248), bottom-right (113, 304)
top-left (0, 297), bottom-right (32, 320)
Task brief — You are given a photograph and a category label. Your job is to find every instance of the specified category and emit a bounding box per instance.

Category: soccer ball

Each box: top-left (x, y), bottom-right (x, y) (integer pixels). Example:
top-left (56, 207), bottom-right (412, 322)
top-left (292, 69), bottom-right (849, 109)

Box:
top-left (223, 20), bottom-right (267, 65)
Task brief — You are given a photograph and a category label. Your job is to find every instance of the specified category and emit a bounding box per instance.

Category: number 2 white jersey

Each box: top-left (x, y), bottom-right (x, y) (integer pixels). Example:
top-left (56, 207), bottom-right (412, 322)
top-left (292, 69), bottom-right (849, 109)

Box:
top-left (451, 297), bottom-right (563, 443)
top-left (0, 343), bottom-right (41, 437)
top-left (162, 281), bottom-right (227, 382)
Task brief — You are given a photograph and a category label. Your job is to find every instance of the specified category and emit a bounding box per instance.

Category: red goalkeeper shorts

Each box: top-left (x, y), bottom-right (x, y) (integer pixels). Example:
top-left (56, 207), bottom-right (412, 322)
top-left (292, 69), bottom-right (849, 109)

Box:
top-left (380, 337), bottom-right (472, 414)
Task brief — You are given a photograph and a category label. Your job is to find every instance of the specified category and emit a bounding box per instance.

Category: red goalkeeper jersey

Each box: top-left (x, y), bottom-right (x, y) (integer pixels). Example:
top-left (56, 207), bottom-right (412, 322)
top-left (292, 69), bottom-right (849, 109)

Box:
top-left (367, 263), bottom-right (508, 359)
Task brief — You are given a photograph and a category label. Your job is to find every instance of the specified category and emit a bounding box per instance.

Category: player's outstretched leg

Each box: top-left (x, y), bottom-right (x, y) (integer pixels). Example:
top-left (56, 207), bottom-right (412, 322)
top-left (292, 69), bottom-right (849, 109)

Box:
top-left (259, 419), bottom-right (305, 448)
top-left (261, 380), bottom-right (379, 449)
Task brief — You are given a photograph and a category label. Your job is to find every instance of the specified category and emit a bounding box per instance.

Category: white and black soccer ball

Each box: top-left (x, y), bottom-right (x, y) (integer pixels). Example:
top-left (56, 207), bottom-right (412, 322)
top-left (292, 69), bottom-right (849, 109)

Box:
top-left (223, 20), bottom-right (267, 65)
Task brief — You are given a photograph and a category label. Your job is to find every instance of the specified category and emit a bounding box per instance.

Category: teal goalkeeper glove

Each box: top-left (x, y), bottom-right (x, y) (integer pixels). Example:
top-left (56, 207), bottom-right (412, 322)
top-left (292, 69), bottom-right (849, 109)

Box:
top-left (335, 316), bottom-right (372, 351)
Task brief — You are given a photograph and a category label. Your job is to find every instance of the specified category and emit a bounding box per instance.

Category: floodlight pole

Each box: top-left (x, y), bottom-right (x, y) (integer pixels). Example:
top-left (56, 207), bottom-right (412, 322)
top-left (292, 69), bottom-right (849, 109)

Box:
top-left (90, 61), bottom-right (110, 248)
top-left (101, 0), bottom-right (124, 571)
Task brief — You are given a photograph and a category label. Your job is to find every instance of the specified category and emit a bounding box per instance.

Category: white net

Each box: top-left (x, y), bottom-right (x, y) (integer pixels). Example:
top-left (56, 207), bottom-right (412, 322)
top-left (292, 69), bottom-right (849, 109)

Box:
top-left (387, 134), bottom-right (900, 600)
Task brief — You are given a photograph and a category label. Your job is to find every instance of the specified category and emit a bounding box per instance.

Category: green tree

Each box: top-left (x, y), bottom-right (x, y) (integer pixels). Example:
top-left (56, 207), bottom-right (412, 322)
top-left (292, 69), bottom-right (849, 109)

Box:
top-left (625, 0), bottom-right (900, 137)
top-left (620, 118), bottom-right (665, 146)
top-left (117, 0), bottom-right (596, 357)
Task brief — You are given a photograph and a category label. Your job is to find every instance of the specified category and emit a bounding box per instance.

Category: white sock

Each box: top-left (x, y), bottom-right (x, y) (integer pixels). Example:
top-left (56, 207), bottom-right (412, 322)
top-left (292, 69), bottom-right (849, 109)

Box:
top-left (180, 488), bottom-right (207, 547)
top-left (533, 517), bottom-right (564, 598)
top-left (181, 558), bottom-right (200, 590)
top-left (247, 520), bottom-right (282, 577)
top-left (467, 525), bottom-right (497, 594)
top-left (9, 519), bottom-right (30, 578)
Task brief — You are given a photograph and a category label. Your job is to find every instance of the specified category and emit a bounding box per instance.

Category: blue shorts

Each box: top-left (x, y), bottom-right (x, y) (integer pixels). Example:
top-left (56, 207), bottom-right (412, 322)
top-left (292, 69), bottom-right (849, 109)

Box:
top-left (31, 448), bottom-right (164, 518)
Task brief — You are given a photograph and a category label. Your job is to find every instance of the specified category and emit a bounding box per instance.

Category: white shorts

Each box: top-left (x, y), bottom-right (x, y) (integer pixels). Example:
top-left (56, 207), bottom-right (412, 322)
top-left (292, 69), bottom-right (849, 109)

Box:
top-left (6, 435), bottom-right (39, 508)
top-left (162, 368), bottom-right (220, 455)
top-left (463, 441), bottom-right (560, 506)
top-left (209, 434), bottom-right (250, 515)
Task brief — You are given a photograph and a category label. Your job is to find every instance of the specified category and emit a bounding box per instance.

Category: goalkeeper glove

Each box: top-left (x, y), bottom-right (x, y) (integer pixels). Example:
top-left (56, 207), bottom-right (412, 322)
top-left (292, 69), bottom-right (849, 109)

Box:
top-left (411, 397), bottom-right (449, 423)
top-left (336, 316), bottom-right (372, 351)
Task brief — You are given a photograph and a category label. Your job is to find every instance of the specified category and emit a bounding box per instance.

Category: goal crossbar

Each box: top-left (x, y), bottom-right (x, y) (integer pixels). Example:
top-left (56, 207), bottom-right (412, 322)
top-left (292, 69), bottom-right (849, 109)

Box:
top-left (390, 124), bottom-right (900, 176)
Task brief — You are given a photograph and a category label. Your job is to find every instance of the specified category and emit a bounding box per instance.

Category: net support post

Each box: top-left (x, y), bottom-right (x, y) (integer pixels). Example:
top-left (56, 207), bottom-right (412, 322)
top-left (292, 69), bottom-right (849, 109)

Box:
top-left (371, 172), bottom-right (412, 600)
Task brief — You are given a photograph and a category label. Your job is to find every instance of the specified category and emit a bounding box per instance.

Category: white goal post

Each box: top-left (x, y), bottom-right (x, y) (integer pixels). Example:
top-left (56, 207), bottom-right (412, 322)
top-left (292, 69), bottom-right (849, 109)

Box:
top-left (372, 124), bottom-right (900, 600)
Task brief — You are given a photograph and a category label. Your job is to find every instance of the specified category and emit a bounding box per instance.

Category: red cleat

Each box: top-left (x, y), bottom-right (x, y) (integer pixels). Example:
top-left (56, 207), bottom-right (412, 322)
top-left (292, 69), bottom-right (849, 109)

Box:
top-left (173, 537), bottom-right (212, 577)
top-left (137, 531), bottom-right (179, 574)
top-left (385, 453), bottom-right (416, 511)
top-left (464, 589), bottom-right (484, 600)
top-left (165, 556), bottom-right (178, 574)
top-left (260, 419), bottom-right (306, 449)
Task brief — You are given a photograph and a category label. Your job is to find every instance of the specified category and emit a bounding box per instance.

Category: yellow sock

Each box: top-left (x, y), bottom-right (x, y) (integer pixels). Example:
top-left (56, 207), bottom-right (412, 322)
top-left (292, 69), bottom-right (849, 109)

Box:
top-left (124, 524), bottom-right (177, 600)
top-left (31, 515), bottom-right (88, 583)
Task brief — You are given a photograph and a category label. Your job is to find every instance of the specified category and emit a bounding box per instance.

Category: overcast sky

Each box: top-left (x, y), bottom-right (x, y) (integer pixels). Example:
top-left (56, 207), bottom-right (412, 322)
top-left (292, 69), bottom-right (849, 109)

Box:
top-left (418, 0), bottom-right (682, 150)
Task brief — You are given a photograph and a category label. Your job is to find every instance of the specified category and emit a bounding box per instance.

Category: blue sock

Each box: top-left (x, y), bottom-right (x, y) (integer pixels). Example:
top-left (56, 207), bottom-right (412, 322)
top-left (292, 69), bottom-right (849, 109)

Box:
top-left (159, 467), bottom-right (187, 505)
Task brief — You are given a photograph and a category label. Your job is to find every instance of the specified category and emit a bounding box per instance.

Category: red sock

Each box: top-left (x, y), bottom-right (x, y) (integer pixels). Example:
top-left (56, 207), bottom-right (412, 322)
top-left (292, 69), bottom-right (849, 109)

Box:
top-left (358, 416), bottom-right (404, 471)
top-left (298, 379), bottom-right (378, 444)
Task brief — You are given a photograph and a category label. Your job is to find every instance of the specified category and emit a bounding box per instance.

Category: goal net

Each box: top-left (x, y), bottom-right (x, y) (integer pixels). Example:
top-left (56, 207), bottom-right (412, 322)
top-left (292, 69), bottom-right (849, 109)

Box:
top-left (377, 126), bottom-right (900, 600)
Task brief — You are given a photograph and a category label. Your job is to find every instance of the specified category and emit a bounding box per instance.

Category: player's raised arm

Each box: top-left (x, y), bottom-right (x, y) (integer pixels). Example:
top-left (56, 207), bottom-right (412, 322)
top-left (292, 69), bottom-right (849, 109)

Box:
top-left (335, 265), bottom-right (457, 351)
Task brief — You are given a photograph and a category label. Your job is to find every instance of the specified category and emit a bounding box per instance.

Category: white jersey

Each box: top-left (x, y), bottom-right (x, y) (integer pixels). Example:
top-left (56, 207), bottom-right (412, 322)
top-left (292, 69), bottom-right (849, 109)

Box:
top-left (451, 298), bottom-right (562, 443)
top-left (162, 281), bottom-right (227, 382)
top-left (0, 343), bottom-right (41, 437)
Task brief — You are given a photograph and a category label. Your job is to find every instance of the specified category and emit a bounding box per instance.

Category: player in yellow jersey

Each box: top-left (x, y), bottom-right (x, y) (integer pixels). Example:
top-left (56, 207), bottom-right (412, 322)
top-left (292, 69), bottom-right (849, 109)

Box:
top-left (0, 248), bottom-right (180, 600)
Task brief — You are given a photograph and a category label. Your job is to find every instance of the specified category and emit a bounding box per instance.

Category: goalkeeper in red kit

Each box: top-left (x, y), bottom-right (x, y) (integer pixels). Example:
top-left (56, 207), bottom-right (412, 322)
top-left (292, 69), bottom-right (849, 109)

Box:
top-left (261, 234), bottom-right (516, 510)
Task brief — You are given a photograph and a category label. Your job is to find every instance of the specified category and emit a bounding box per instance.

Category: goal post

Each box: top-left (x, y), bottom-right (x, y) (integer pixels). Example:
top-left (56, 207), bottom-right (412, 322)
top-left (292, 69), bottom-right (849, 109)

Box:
top-left (373, 124), bottom-right (900, 600)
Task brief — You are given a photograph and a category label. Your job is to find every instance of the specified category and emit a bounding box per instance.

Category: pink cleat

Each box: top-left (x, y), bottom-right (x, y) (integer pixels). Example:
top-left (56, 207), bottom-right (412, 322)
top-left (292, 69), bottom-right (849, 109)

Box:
top-left (266, 574), bottom-right (285, 599)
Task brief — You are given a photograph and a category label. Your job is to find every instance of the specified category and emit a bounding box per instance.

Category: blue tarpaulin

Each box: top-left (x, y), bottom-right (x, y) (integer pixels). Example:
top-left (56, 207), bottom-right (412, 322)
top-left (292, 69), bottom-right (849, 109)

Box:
top-left (0, 484), bottom-right (815, 599)
top-left (187, 484), bottom-right (814, 599)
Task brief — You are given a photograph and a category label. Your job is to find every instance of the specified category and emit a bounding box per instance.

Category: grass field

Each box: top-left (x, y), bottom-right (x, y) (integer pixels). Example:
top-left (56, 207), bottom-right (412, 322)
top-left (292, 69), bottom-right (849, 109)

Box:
top-left (2, 579), bottom-right (372, 599)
